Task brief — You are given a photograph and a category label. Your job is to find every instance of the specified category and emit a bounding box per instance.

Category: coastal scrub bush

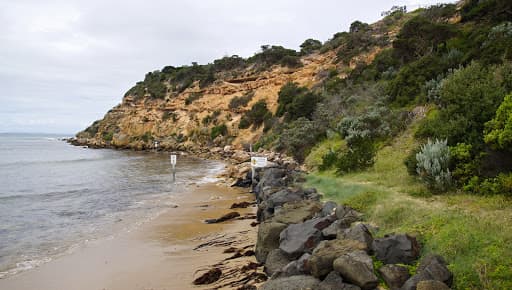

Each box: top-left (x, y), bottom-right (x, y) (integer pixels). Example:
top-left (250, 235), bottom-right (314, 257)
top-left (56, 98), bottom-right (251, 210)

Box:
top-left (276, 82), bottom-right (322, 121)
top-left (485, 93), bottom-right (512, 151)
top-left (300, 39), bottom-right (322, 55)
top-left (335, 136), bottom-right (376, 174)
top-left (416, 139), bottom-right (452, 192)
top-left (229, 91), bottom-right (254, 110)
top-left (238, 100), bottom-right (271, 129)
top-left (185, 92), bottom-right (203, 105)
top-left (278, 117), bottom-right (326, 162)
top-left (141, 131), bottom-right (153, 143)
top-left (102, 131), bottom-right (114, 142)
top-left (248, 45), bottom-right (301, 69)
top-left (210, 124), bottom-right (228, 140)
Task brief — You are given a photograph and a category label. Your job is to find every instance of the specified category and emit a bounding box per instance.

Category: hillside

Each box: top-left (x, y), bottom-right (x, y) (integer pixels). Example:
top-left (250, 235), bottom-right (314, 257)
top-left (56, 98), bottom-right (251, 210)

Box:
top-left (74, 1), bottom-right (512, 288)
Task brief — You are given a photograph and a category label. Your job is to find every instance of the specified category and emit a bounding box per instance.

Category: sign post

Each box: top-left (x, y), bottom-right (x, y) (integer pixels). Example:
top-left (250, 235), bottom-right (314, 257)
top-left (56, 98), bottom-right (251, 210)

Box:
top-left (170, 154), bottom-right (177, 183)
top-left (250, 156), bottom-right (267, 189)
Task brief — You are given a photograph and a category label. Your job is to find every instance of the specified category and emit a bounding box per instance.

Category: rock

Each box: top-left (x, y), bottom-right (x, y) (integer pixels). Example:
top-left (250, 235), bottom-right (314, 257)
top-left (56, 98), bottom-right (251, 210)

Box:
top-left (272, 200), bottom-right (323, 224)
top-left (318, 271), bottom-right (362, 290)
top-left (204, 212), bottom-right (240, 224)
top-left (279, 216), bottom-right (335, 259)
top-left (338, 223), bottom-right (374, 251)
top-left (378, 264), bottom-right (410, 290)
top-left (230, 201), bottom-right (254, 209)
top-left (401, 254), bottom-right (453, 290)
top-left (255, 221), bottom-right (288, 263)
top-left (259, 275), bottom-right (320, 290)
top-left (277, 253), bottom-right (311, 277)
top-left (232, 150), bottom-right (251, 163)
top-left (265, 249), bottom-right (291, 276)
top-left (267, 188), bottom-right (305, 209)
top-left (373, 234), bottom-right (420, 265)
top-left (322, 220), bottom-right (342, 239)
top-left (416, 280), bottom-right (451, 290)
top-left (193, 268), bottom-right (222, 285)
top-left (223, 145), bottom-right (232, 153)
top-left (309, 239), bottom-right (368, 278)
top-left (335, 205), bottom-right (363, 228)
top-left (321, 201), bottom-right (337, 217)
top-left (232, 177), bottom-right (252, 188)
top-left (254, 168), bottom-right (288, 198)
top-left (333, 250), bottom-right (379, 290)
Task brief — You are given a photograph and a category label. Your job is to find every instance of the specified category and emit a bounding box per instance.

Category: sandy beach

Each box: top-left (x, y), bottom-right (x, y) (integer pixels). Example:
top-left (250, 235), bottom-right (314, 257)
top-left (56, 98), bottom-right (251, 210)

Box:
top-left (0, 182), bottom-right (260, 290)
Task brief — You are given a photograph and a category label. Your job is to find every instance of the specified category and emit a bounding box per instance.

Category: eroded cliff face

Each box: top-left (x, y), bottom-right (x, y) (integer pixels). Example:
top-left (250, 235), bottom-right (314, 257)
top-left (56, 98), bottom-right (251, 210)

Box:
top-left (74, 16), bottom-right (402, 152)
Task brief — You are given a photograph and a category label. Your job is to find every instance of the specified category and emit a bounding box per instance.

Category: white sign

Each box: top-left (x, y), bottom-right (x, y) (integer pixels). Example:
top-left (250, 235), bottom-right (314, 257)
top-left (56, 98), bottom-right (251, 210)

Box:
top-left (170, 154), bottom-right (177, 165)
top-left (251, 156), bottom-right (267, 168)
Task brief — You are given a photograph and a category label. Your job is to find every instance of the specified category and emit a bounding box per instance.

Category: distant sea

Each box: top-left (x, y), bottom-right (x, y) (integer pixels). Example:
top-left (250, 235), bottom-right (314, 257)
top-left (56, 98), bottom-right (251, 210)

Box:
top-left (0, 133), bottom-right (223, 278)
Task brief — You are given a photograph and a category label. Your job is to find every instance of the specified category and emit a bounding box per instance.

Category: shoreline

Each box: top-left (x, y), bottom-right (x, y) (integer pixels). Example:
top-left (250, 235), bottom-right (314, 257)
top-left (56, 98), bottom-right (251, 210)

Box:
top-left (0, 180), bottom-right (261, 290)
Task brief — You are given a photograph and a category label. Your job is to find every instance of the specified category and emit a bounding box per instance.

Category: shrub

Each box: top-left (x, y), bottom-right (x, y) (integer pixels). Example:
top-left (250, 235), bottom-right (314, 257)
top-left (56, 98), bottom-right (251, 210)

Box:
top-left (248, 45), bottom-right (301, 69)
top-left (416, 139), bottom-right (452, 192)
top-left (276, 82), bottom-right (322, 121)
top-left (141, 131), bottom-right (153, 143)
top-left (485, 93), bottom-right (512, 150)
top-left (229, 92), bottom-right (254, 110)
top-left (300, 39), bottom-right (322, 55)
top-left (102, 131), bottom-right (114, 142)
top-left (404, 146), bottom-right (421, 176)
top-left (450, 143), bottom-right (479, 186)
top-left (335, 136), bottom-right (376, 174)
top-left (185, 92), bottom-right (202, 105)
top-left (464, 173), bottom-right (512, 196)
top-left (238, 100), bottom-right (271, 129)
top-left (278, 117), bottom-right (325, 162)
top-left (210, 124), bottom-right (228, 140)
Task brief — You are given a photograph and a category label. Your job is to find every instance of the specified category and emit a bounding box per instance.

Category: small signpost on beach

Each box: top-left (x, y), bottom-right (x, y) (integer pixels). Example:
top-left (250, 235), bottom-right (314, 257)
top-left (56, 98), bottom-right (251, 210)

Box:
top-left (250, 156), bottom-right (267, 189)
top-left (170, 154), bottom-right (177, 183)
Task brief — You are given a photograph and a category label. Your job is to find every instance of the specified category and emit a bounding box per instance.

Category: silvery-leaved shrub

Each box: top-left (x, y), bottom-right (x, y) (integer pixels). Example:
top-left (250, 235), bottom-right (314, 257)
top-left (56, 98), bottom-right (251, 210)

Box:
top-left (416, 139), bottom-right (452, 192)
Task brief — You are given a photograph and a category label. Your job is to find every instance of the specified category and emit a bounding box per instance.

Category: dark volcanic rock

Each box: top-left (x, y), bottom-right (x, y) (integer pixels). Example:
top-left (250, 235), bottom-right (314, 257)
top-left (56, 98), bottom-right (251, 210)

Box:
top-left (265, 249), bottom-right (291, 276)
top-left (378, 264), bottom-right (410, 290)
top-left (373, 234), bottom-right (420, 265)
top-left (309, 239), bottom-right (368, 278)
top-left (321, 201), bottom-right (338, 217)
top-left (279, 216), bottom-right (334, 259)
top-left (318, 271), bottom-right (362, 290)
top-left (277, 253), bottom-right (311, 277)
top-left (259, 275), bottom-right (321, 290)
top-left (204, 212), bottom-right (240, 224)
top-left (272, 200), bottom-right (323, 224)
top-left (193, 268), bottom-right (222, 285)
top-left (401, 254), bottom-right (453, 290)
top-left (338, 223), bottom-right (374, 252)
top-left (255, 221), bottom-right (288, 263)
top-left (335, 205), bottom-right (363, 228)
top-left (254, 168), bottom-right (287, 199)
top-left (322, 220), bottom-right (342, 239)
top-left (333, 250), bottom-right (378, 290)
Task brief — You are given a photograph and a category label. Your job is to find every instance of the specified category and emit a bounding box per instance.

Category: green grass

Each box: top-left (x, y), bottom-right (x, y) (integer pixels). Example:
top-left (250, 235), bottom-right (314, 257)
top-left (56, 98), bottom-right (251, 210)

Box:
top-left (305, 123), bottom-right (512, 289)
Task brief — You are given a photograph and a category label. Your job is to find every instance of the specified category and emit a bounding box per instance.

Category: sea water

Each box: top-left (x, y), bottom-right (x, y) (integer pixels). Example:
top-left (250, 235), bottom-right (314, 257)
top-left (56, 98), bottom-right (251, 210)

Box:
top-left (0, 133), bottom-right (223, 278)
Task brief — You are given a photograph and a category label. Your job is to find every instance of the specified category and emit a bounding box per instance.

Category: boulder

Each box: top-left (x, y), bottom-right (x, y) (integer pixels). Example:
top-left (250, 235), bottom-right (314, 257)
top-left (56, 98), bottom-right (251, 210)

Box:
top-left (231, 150), bottom-right (251, 163)
top-left (259, 275), bottom-right (320, 290)
top-left (378, 264), bottom-right (410, 290)
top-left (254, 168), bottom-right (287, 197)
top-left (278, 253), bottom-right (311, 277)
top-left (335, 205), bottom-right (363, 228)
top-left (321, 201), bottom-right (338, 217)
top-left (318, 271), bottom-right (362, 290)
top-left (265, 249), bottom-right (291, 276)
top-left (416, 280), bottom-right (451, 290)
top-left (309, 239), bottom-right (367, 278)
top-left (373, 234), bottom-right (420, 265)
top-left (338, 223), bottom-right (374, 252)
top-left (333, 250), bottom-right (379, 290)
top-left (322, 220), bottom-right (343, 239)
top-left (255, 221), bottom-right (288, 263)
top-left (272, 200), bottom-right (323, 225)
top-left (401, 254), bottom-right (453, 290)
top-left (279, 216), bottom-right (334, 259)
top-left (266, 188), bottom-right (305, 210)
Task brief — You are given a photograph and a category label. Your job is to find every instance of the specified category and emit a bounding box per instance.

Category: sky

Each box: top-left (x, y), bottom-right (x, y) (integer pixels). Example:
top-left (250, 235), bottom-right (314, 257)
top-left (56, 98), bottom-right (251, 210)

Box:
top-left (0, 0), bottom-right (455, 134)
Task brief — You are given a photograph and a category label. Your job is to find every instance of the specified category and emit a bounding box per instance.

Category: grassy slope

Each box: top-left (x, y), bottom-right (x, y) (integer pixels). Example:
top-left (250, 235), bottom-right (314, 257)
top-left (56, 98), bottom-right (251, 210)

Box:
top-left (306, 122), bottom-right (512, 289)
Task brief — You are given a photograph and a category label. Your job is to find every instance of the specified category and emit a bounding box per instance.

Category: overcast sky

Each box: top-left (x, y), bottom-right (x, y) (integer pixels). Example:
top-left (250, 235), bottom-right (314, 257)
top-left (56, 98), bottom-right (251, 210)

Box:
top-left (0, 0), bottom-right (455, 134)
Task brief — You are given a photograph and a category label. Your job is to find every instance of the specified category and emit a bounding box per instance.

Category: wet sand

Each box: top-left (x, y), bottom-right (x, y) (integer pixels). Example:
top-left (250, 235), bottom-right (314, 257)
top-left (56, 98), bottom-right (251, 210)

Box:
top-left (0, 183), bottom-right (260, 290)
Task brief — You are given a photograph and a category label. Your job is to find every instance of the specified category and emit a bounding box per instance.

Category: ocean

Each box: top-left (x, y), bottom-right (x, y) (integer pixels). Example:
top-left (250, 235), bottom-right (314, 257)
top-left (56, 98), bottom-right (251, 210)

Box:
top-left (0, 133), bottom-right (224, 279)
